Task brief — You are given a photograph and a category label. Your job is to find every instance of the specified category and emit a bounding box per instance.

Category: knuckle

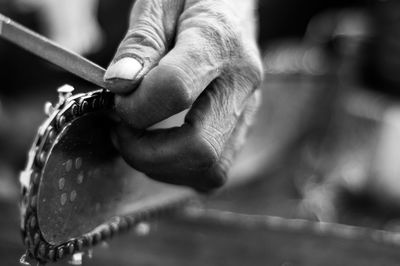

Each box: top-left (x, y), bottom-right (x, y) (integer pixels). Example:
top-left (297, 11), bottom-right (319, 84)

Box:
top-left (240, 53), bottom-right (264, 89)
top-left (249, 56), bottom-right (264, 87)
top-left (202, 23), bottom-right (240, 59)
top-left (117, 23), bottom-right (166, 60)
top-left (184, 2), bottom-right (241, 59)
top-left (127, 26), bottom-right (164, 49)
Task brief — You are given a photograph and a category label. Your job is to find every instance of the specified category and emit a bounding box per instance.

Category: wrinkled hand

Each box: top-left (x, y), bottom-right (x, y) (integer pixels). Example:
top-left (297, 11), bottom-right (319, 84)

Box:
top-left (104, 0), bottom-right (263, 192)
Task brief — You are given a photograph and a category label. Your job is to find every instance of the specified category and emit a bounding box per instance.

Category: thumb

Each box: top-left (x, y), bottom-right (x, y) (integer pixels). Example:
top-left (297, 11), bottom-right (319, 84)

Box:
top-left (104, 0), bottom-right (184, 93)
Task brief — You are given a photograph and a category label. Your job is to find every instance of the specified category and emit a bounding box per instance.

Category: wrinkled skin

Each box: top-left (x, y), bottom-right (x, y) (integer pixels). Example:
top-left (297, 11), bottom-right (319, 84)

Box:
top-left (105, 0), bottom-right (263, 192)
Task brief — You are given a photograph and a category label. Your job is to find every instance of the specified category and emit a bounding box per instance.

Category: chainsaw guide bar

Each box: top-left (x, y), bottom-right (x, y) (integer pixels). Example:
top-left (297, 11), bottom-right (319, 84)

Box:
top-left (19, 87), bottom-right (195, 263)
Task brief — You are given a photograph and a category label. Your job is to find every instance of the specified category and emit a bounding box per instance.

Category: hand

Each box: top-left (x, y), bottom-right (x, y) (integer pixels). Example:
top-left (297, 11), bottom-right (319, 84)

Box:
top-left (105, 0), bottom-right (263, 192)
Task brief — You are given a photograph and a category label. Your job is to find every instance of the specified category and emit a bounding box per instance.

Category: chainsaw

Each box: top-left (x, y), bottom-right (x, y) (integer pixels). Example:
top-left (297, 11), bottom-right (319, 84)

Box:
top-left (4, 12), bottom-right (400, 266)
top-left (0, 14), bottom-right (197, 264)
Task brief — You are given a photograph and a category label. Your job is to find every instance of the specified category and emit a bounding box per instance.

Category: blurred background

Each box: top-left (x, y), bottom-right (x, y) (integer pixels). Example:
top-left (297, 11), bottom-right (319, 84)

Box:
top-left (2, 0), bottom-right (400, 265)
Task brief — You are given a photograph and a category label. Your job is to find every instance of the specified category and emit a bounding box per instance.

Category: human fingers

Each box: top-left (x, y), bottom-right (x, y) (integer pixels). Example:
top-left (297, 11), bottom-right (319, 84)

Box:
top-left (113, 79), bottom-right (261, 191)
top-left (113, 0), bottom-right (262, 129)
top-left (104, 0), bottom-right (184, 94)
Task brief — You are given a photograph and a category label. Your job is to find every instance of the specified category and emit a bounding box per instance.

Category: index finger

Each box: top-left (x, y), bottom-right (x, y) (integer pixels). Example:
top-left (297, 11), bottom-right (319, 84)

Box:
top-left (114, 27), bottom-right (224, 129)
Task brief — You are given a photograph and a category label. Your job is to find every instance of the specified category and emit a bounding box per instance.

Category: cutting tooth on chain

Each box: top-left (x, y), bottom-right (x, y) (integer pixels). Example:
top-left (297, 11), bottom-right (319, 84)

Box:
top-left (67, 242), bottom-right (75, 255)
top-left (110, 223), bottom-right (119, 237)
top-left (56, 246), bottom-right (65, 260)
top-left (57, 85), bottom-right (74, 105)
top-left (30, 216), bottom-right (36, 229)
top-left (75, 239), bottom-right (83, 252)
top-left (47, 248), bottom-right (55, 261)
top-left (33, 233), bottom-right (40, 246)
top-left (83, 234), bottom-right (93, 247)
top-left (38, 243), bottom-right (46, 258)
top-left (101, 226), bottom-right (111, 240)
top-left (44, 102), bottom-right (54, 117)
top-left (19, 251), bottom-right (31, 266)
top-left (92, 232), bottom-right (101, 245)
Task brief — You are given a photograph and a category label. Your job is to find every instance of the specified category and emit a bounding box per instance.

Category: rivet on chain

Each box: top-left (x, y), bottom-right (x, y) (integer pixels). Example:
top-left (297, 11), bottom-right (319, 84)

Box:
top-left (92, 232), bottom-right (101, 245)
top-left (30, 195), bottom-right (37, 209)
top-left (32, 172), bottom-right (40, 185)
top-left (39, 151), bottom-right (47, 165)
top-left (101, 227), bottom-right (111, 240)
top-left (110, 223), bottom-right (119, 235)
top-left (126, 216), bottom-right (135, 227)
top-left (71, 103), bottom-right (79, 116)
top-left (100, 97), bottom-right (105, 107)
top-left (57, 115), bottom-right (66, 129)
top-left (92, 98), bottom-right (98, 109)
top-left (84, 235), bottom-right (93, 247)
top-left (24, 236), bottom-right (30, 247)
top-left (80, 100), bottom-right (89, 113)
top-left (48, 127), bottom-right (57, 143)
top-left (33, 233), bottom-right (40, 245)
top-left (30, 216), bottom-right (36, 228)
top-left (35, 151), bottom-right (46, 167)
top-left (75, 239), bottom-right (83, 251)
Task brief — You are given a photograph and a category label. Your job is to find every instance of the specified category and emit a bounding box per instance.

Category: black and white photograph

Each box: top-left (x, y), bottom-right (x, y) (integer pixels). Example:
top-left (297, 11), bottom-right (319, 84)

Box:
top-left (1, 0), bottom-right (400, 265)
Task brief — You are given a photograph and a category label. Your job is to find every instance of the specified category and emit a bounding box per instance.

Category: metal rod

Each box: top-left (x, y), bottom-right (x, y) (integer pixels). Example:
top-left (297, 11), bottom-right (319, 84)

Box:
top-left (0, 13), bottom-right (107, 88)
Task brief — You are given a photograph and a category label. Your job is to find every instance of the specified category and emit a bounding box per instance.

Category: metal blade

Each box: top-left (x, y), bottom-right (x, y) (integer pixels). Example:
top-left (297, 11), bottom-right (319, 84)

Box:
top-left (0, 13), bottom-right (106, 88)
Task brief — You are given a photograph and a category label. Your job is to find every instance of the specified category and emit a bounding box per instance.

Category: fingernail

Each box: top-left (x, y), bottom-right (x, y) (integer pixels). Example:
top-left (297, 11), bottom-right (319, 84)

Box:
top-left (104, 57), bottom-right (142, 81)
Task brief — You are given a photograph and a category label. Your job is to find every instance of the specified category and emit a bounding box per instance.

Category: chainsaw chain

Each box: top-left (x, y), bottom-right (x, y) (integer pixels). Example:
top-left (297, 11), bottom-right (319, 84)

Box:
top-left (19, 89), bottom-right (193, 263)
top-left (183, 207), bottom-right (400, 248)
